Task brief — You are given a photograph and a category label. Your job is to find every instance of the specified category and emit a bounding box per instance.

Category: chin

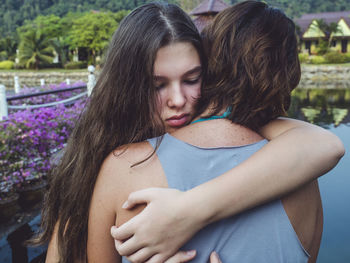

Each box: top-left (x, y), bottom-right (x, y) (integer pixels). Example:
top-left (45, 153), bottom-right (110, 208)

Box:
top-left (166, 126), bottom-right (180, 133)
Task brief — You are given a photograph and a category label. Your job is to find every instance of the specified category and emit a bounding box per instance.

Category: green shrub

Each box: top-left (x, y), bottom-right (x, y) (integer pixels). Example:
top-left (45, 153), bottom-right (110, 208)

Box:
top-left (310, 56), bottom-right (326, 65)
top-left (324, 51), bottom-right (346, 64)
top-left (64, 61), bottom-right (87, 69)
top-left (315, 39), bottom-right (329, 55)
top-left (0, 60), bottom-right (14, 69)
top-left (344, 53), bottom-right (350, 63)
top-left (298, 53), bottom-right (309, 63)
top-left (39, 62), bottom-right (63, 69)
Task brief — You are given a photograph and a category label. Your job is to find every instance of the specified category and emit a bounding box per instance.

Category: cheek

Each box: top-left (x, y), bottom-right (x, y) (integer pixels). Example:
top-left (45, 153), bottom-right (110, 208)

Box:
top-left (187, 85), bottom-right (201, 106)
top-left (156, 91), bottom-right (166, 114)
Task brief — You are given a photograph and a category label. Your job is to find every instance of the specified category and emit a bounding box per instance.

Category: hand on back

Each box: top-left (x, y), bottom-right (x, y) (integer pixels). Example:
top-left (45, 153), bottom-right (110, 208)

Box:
top-left (111, 188), bottom-right (206, 262)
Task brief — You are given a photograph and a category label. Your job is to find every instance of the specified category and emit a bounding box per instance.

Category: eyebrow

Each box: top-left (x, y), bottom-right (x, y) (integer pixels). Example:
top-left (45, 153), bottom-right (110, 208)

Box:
top-left (153, 66), bottom-right (202, 81)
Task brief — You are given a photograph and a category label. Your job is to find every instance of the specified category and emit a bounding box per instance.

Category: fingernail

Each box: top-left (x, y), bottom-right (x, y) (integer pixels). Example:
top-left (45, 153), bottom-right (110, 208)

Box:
top-left (122, 201), bottom-right (128, 209)
top-left (111, 226), bottom-right (117, 235)
top-left (186, 250), bottom-right (196, 256)
top-left (213, 251), bottom-right (218, 258)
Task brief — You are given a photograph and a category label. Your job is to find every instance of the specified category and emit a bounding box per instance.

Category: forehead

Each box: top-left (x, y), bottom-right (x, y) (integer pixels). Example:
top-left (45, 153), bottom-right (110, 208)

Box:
top-left (153, 42), bottom-right (201, 77)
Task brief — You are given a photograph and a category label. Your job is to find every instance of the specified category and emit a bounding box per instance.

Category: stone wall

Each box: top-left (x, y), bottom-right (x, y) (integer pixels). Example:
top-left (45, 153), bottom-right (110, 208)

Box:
top-left (1, 65), bottom-right (350, 90)
top-left (299, 65), bottom-right (350, 89)
top-left (0, 71), bottom-right (91, 90)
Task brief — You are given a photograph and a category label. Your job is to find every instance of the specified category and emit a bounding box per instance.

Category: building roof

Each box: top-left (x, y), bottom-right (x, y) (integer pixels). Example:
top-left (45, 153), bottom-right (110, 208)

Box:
top-left (295, 11), bottom-right (350, 34)
top-left (190, 0), bottom-right (229, 16)
top-left (193, 15), bottom-right (214, 32)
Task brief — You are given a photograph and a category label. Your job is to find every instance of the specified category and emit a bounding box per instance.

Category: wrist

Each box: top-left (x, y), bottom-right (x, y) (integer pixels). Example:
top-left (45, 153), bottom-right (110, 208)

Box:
top-left (181, 188), bottom-right (217, 229)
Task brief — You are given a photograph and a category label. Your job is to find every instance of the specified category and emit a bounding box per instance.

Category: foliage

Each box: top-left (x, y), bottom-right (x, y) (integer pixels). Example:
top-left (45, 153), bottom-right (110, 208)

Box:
top-left (315, 39), bottom-right (329, 55)
top-left (64, 61), bottom-right (87, 69)
top-left (66, 12), bottom-right (121, 64)
top-left (0, 60), bottom-right (14, 69)
top-left (177, 0), bottom-right (202, 12)
top-left (313, 19), bottom-right (343, 48)
top-left (17, 15), bottom-right (63, 40)
top-left (18, 30), bottom-right (54, 69)
top-left (0, 36), bottom-right (17, 61)
top-left (324, 51), bottom-right (346, 64)
top-left (0, 0), bottom-right (174, 38)
top-left (309, 55), bottom-right (326, 64)
top-left (298, 53), bottom-right (309, 63)
top-left (344, 53), bottom-right (350, 63)
top-left (1, 0), bottom-right (350, 38)
top-left (0, 83), bottom-right (87, 198)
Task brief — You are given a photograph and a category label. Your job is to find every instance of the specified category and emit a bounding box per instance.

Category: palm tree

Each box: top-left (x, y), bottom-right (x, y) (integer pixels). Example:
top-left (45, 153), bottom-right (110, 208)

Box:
top-left (0, 36), bottom-right (17, 61)
top-left (18, 30), bottom-right (54, 69)
top-left (50, 38), bottom-right (68, 66)
top-left (314, 19), bottom-right (343, 48)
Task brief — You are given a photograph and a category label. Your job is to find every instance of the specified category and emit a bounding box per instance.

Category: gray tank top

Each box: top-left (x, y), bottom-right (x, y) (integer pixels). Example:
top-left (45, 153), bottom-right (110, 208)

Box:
top-left (122, 133), bottom-right (309, 263)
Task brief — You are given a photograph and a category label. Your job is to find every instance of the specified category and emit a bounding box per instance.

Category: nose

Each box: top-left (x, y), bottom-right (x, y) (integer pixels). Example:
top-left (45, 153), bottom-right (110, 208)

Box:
top-left (167, 82), bottom-right (186, 109)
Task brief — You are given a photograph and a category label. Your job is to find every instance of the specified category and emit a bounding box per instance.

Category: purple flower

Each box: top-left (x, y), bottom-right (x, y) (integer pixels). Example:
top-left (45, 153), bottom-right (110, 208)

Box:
top-left (1, 87), bottom-right (86, 190)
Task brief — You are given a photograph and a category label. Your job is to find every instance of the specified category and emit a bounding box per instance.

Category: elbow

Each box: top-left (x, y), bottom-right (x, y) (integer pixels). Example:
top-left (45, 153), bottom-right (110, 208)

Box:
top-left (328, 132), bottom-right (345, 164)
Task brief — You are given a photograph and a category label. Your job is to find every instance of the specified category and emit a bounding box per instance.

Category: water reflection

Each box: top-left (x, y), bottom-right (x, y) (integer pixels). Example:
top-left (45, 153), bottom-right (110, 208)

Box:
top-left (288, 89), bottom-right (350, 127)
top-left (289, 88), bottom-right (350, 263)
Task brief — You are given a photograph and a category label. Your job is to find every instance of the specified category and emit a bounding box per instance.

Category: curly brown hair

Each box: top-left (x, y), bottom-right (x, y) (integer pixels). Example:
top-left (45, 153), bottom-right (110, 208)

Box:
top-left (197, 0), bottom-right (301, 131)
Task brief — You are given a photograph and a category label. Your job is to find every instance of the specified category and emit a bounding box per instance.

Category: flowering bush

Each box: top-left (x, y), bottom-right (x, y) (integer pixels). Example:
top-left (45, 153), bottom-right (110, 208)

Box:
top-left (0, 82), bottom-right (87, 200)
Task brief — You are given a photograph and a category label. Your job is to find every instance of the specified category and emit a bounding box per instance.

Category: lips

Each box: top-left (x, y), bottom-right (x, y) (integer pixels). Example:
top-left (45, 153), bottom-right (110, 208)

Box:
top-left (166, 113), bottom-right (190, 128)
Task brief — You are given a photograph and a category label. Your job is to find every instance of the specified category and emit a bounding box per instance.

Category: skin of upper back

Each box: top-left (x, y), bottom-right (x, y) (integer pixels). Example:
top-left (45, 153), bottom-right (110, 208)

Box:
top-left (86, 119), bottom-right (322, 263)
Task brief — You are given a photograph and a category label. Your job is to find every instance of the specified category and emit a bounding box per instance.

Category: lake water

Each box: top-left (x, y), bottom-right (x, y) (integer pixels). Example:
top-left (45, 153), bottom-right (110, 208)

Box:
top-left (288, 88), bottom-right (350, 263)
top-left (0, 88), bottom-right (349, 262)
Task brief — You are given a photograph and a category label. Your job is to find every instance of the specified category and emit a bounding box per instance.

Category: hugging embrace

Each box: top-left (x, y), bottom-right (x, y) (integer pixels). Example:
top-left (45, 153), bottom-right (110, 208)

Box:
top-left (35, 1), bottom-right (344, 263)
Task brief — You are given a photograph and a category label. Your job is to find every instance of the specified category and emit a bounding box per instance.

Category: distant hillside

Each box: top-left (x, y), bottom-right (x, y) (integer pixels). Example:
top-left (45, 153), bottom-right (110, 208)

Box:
top-left (0, 0), bottom-right (175, 37)
top-left (1, 0), bottom-right (350, 38)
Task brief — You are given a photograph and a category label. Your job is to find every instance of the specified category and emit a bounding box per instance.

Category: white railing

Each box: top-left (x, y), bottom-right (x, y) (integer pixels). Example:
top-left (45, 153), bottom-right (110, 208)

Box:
top-left (0, 66), bottom-right (96, 120)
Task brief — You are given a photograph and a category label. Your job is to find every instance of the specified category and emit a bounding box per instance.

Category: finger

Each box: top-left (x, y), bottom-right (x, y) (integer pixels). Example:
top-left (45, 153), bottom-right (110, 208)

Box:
top-left (114, 239), bottom-right (123, 252)
top-left (164, 250), bottom-right (196, 263)
top-left (123, 188), bottom-right (158, 209)
top-left (125, 247), bottom-right (154, 263)
top-left (115, 236), bottom-right (144, 257)
top-left (111, 222), bottom-right (135, 240)
top-left (210, 251), bottom-right (222, 263)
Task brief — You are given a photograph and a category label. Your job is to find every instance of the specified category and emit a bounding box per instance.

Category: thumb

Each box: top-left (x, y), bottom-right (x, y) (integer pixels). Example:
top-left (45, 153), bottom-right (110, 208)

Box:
top-left (122, 188), bottom-right (156, 209)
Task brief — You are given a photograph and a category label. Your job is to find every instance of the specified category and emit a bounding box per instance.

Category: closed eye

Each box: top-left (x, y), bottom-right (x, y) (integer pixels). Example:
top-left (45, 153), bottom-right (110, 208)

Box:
top-left (183, 77), bottom-right (201, 85)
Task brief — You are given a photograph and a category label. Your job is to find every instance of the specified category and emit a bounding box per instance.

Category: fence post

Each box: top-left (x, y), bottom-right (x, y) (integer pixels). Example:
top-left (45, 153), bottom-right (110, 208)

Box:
top-left (87, 65), bottom-right (96, 97)
top-left (0, 84), bottom-right (8, 121)
top-left (15, 49), bottom-right (19, 64)
top-left (14, 76), bottom-right (21, 93)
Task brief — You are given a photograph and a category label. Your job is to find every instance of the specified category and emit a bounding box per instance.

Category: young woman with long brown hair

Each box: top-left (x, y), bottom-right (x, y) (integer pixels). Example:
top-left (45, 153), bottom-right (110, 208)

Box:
top-left (38, 2), bottom-right (344, 263)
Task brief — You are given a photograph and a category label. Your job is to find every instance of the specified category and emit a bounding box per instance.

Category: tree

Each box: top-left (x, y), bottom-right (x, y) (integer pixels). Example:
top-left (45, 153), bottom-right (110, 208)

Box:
top-left (66, 11), bottom-right (122, 64)
top-left (177, 0), bottom-right (202, 12)
top-left (312, 19), bottom-right (342, 54)
top-left (17, 14), bottom-right (74, 66)
top-left (0, 36), bottom-right (18, 61)
top-left (314, 19), bottom-right (343, 48)
top-left (18, 30), bottom-right (54, 69)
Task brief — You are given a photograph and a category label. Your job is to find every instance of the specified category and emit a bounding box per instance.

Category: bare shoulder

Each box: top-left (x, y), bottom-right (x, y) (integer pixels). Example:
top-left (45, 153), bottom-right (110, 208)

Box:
top-left (87, 141), bottom-right (157, 262)
top-left (97, 141), bottom-right (155, 194)
top-left (97, 141), bottom-right (164, 209)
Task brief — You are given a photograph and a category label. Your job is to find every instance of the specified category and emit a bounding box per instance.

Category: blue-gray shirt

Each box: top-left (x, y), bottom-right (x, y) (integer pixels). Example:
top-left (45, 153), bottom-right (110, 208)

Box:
top-left (123, 133), bottom-right (309, 263)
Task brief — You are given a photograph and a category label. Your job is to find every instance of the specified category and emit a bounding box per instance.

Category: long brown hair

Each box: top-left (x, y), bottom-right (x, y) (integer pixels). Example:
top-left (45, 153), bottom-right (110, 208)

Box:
top-left (198, 0), bottom-right (301, 131)
top-left (33, 3), bottom-right (205, 262)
